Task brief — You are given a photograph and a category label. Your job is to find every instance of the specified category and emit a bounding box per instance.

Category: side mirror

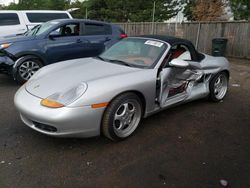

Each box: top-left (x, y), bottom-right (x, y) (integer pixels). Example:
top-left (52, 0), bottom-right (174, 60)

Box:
top-left (48, 34), bottom-right (56, 40)
top-left (169, 58), bottom-right (189, 68)
top-left (48, 31), bottom-right (60, 40)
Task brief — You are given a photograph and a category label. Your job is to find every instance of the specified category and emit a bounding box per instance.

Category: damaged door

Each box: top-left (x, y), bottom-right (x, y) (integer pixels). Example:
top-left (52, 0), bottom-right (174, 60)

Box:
top-left (159, 59), bottom-right (203, 108)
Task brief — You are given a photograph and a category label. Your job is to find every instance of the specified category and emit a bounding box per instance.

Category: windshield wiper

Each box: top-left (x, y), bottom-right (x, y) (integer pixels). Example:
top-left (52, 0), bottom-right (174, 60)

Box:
top-left (108, 59), bottom-right (133, 67)
top-left (95, 56), bottom-right (106, 61)
top-left (33, 25), bottom-right (42, 35)
top-left (95, 57), bottom-right (132, 67)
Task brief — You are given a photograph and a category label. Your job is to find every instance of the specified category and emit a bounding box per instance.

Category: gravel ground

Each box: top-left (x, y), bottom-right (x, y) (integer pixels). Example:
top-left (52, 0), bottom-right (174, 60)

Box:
top-left (0, 58), bottom-right (249, 188)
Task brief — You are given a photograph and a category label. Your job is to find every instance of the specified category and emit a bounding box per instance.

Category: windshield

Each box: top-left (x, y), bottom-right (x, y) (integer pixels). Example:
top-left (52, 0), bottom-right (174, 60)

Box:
top-left (99, 38), bottom-right (167, 68)
top-left (25, 21), bottom-right (59, 36)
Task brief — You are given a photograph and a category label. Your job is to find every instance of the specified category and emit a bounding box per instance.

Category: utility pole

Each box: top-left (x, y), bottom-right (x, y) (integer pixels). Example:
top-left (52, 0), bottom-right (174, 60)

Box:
top-left (151, 1), bottom-right (156, 34)
top-left (85, 7), bottom-right (88, 19)
top-left (82, 0), bottom-right (88, 19)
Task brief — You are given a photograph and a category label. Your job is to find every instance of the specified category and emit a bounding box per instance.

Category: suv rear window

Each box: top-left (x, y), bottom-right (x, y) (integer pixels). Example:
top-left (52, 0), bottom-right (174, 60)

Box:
top-left (26, 13), bottom-right (70, 23)
top-left (84, 23), bottom-right (112, 35)
top-left (0, 13), bottom-right (20, 26)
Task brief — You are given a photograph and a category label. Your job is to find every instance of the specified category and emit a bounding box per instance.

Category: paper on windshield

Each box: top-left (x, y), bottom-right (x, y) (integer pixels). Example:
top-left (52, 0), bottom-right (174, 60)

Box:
top-left (145, 40), bottom-right (164, 47)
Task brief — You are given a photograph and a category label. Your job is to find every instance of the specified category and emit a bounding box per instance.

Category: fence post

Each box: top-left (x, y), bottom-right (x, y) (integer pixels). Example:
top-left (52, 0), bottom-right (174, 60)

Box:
top-left (195, 22), bottom-right (201, 50)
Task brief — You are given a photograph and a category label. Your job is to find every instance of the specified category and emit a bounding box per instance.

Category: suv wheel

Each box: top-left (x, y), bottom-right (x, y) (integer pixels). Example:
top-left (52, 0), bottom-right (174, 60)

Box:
top-left (16, 58), bottom-right (43, 84)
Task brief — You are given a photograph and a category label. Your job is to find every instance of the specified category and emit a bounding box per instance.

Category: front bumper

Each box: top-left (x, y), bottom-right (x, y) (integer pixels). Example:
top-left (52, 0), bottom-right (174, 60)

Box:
top-left (14, 85), bottom-right (105, 138)
top-left (0, 55), bottom-right (14, 74)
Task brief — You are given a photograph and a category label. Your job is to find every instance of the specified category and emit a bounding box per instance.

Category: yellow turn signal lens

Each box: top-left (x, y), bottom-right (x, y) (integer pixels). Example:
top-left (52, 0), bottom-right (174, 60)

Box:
top-left (41, 99), bottom-right (64, 108)
top-left (91, 102), bottom-right (109, 109)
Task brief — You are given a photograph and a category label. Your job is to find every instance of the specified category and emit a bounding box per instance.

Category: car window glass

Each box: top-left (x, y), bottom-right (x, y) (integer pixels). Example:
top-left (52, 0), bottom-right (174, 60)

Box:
top-left (0, 13), bottom-right (20, 26)
top-left (84, 23), bottom-right (111, 35)
top-left (100, 38), bottom-right (166, 68)
top-left (50, 23), bottom-right (80, 37)
top-left (26, 13), bottom-right (69, 23)
top-left (170, 44), bottom-right (192, 61)
top-left (178, 45), bottom-right (191, 60)
top-left (34, 21), bottom-right (59, 36)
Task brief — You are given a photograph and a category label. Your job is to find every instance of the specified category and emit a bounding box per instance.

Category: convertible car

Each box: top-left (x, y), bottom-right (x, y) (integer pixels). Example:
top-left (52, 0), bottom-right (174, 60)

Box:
top-left (14, 35), bottom-right (230, 141)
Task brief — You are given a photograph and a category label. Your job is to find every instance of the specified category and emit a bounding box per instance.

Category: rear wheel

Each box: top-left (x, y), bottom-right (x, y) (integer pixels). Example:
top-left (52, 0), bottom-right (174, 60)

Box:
top-left (209, 72), bottom-right (228, 102)
top-left (102, 93), bottom-right (143, 141)
top-left (16, 58), bottom-right (43, 84)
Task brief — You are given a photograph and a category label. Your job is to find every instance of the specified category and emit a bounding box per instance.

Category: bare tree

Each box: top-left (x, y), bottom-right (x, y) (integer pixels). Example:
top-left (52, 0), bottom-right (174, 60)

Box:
top-left (192, 0), bottom-right (226, 21)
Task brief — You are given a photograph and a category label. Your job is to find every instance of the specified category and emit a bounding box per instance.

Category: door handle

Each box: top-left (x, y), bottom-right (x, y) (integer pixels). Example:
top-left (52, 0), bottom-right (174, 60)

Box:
top-left (76, 39), bottom-right (82, 43)
top-left (105, 37), bottom-right (111, 42)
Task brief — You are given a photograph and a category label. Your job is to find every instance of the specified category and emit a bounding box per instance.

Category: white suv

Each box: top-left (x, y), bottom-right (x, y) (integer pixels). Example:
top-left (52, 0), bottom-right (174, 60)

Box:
top-left (0, 10), bottom-right (72, 37)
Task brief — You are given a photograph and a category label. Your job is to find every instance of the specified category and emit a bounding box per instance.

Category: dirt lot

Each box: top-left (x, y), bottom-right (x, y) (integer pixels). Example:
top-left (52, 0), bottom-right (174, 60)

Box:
top-left (0, 58), bottom-right (249, 188)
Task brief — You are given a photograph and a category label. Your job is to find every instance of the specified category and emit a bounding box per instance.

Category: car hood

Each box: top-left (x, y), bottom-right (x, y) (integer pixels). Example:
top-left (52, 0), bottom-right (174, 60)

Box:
top-left (0, 35), bottom-right (35, 44)
top-left (26, 58), bottom-right (141, 99)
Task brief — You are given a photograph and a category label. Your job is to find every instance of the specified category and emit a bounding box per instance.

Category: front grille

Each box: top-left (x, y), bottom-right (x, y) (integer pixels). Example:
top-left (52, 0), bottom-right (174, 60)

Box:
top-left (33, 122), bottom-right (57, 132)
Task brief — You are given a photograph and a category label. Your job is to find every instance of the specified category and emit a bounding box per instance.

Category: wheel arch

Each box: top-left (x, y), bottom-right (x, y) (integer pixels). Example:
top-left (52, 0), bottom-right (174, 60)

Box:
top-left (13, 54), bottom-right (44, 76)
top-left (221, 69), bottom-right (230, 78)
top-left (101, 90), bottom-right (147, 140)
top-left (209, 70), bottom-right (229, 102)
top-left (107, 90), bottom-right (147, 117)
top-left (209, 69), bottom-right (230, 82)
top-left (15, 53), bottom-right (46, 65)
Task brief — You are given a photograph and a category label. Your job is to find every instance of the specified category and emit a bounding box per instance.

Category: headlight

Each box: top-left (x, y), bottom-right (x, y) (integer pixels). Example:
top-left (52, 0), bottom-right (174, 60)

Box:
top-left (0, 43), bottom-right (12, 49)
top-left (41, 83), bottom-right (88, 108)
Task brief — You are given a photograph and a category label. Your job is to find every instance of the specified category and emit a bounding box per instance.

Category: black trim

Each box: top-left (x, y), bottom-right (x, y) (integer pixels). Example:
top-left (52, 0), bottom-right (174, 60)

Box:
top-left (139, 35), bottom-right (205, 62)
top-left (33, 121), bottom-right (57, 132)
top-left (0, 63), bottom-right (12, 74)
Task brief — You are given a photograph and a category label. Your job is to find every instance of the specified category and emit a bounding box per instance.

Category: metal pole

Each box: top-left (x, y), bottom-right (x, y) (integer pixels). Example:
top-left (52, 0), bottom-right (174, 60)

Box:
top-left (85, 7), bottom-right (88, 19)
top-left (195, 22), bottom-right (201, 50)
top-left (151, 1), bottom-right (156, 34)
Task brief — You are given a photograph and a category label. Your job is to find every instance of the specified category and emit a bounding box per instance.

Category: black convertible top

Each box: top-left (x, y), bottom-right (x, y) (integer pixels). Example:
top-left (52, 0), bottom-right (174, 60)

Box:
top-left (140, 35), bottom-right (191, 45)
top-left (138, 35), bottom-right (205, 62)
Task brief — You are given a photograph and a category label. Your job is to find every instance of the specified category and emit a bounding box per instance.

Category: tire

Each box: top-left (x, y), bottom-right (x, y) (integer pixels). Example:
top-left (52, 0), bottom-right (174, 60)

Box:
top-left (102, 92), bottom-right (143, 141)
top-left (209, 72), bottom-right (229, 102)
top-left (15, 57), bottom-right (43, 84)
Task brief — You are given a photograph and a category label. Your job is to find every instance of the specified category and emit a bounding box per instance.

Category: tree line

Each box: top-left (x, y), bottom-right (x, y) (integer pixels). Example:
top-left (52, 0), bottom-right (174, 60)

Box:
top-left (0, 0), bottom-right (249, 22)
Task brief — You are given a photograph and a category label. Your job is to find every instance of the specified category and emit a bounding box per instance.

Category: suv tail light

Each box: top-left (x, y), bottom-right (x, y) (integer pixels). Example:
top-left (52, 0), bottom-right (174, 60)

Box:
top-left (120, 34), bottom-right (128, 39)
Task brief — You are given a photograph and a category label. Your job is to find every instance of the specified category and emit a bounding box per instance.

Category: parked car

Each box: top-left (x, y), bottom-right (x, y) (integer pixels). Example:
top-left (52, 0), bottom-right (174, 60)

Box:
top-left (0, 10), bottom-right (72, 37)
top-left (14, 35), bottom-right (230, 141)
top-left (0, 19), bottom-right (127, 83)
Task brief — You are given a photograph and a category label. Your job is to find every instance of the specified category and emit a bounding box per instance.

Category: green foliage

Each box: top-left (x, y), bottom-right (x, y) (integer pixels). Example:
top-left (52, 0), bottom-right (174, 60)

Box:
top-left (3, 0), bottom-right (249, 21)
top-left (182, 0), bottom-right (195, 21)
top-left (87, 0), bottom-right (181, 22)
top-left (66, 0), bottom-right (88, 19)
top-left (3, 0), bottom-right (70, 10)
top-left (230, 0), bottom-right (250, 20)
top-left (2, 0), bottom-right (182, 22)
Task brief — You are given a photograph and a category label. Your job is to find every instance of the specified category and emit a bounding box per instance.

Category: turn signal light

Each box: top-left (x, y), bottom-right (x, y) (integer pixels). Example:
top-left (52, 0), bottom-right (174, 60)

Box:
top-left (0, 43), bottom-right (11, 49)
top-left (120, 34), bottom-right (128, 39)
top-left (91, 102), bottom-right (109, 109)
top-left (41, 99), bottom-right (64, 108)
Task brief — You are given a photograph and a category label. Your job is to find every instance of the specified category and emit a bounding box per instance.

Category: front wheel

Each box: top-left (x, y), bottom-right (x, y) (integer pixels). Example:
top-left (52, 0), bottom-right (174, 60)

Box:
top-left (209, 72), bottom-right (229, 102)
top-left (102, 93), bottom-right (143, 141)
top-left (16, 58), bottom-right (43, 84)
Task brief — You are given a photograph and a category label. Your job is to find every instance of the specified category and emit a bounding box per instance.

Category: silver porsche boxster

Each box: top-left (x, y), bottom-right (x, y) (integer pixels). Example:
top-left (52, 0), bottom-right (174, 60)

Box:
top-left (14, 35), bottom-right (230, 141)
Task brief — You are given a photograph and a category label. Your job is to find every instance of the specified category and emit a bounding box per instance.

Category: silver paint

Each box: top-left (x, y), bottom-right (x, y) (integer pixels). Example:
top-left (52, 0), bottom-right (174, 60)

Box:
top-left (14, 37), bottom-right (230, 138)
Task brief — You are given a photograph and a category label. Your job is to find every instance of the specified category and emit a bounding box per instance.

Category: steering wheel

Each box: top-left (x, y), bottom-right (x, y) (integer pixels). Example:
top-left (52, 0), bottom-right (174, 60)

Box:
top-left (133, 59), bottom-right (146, 65)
